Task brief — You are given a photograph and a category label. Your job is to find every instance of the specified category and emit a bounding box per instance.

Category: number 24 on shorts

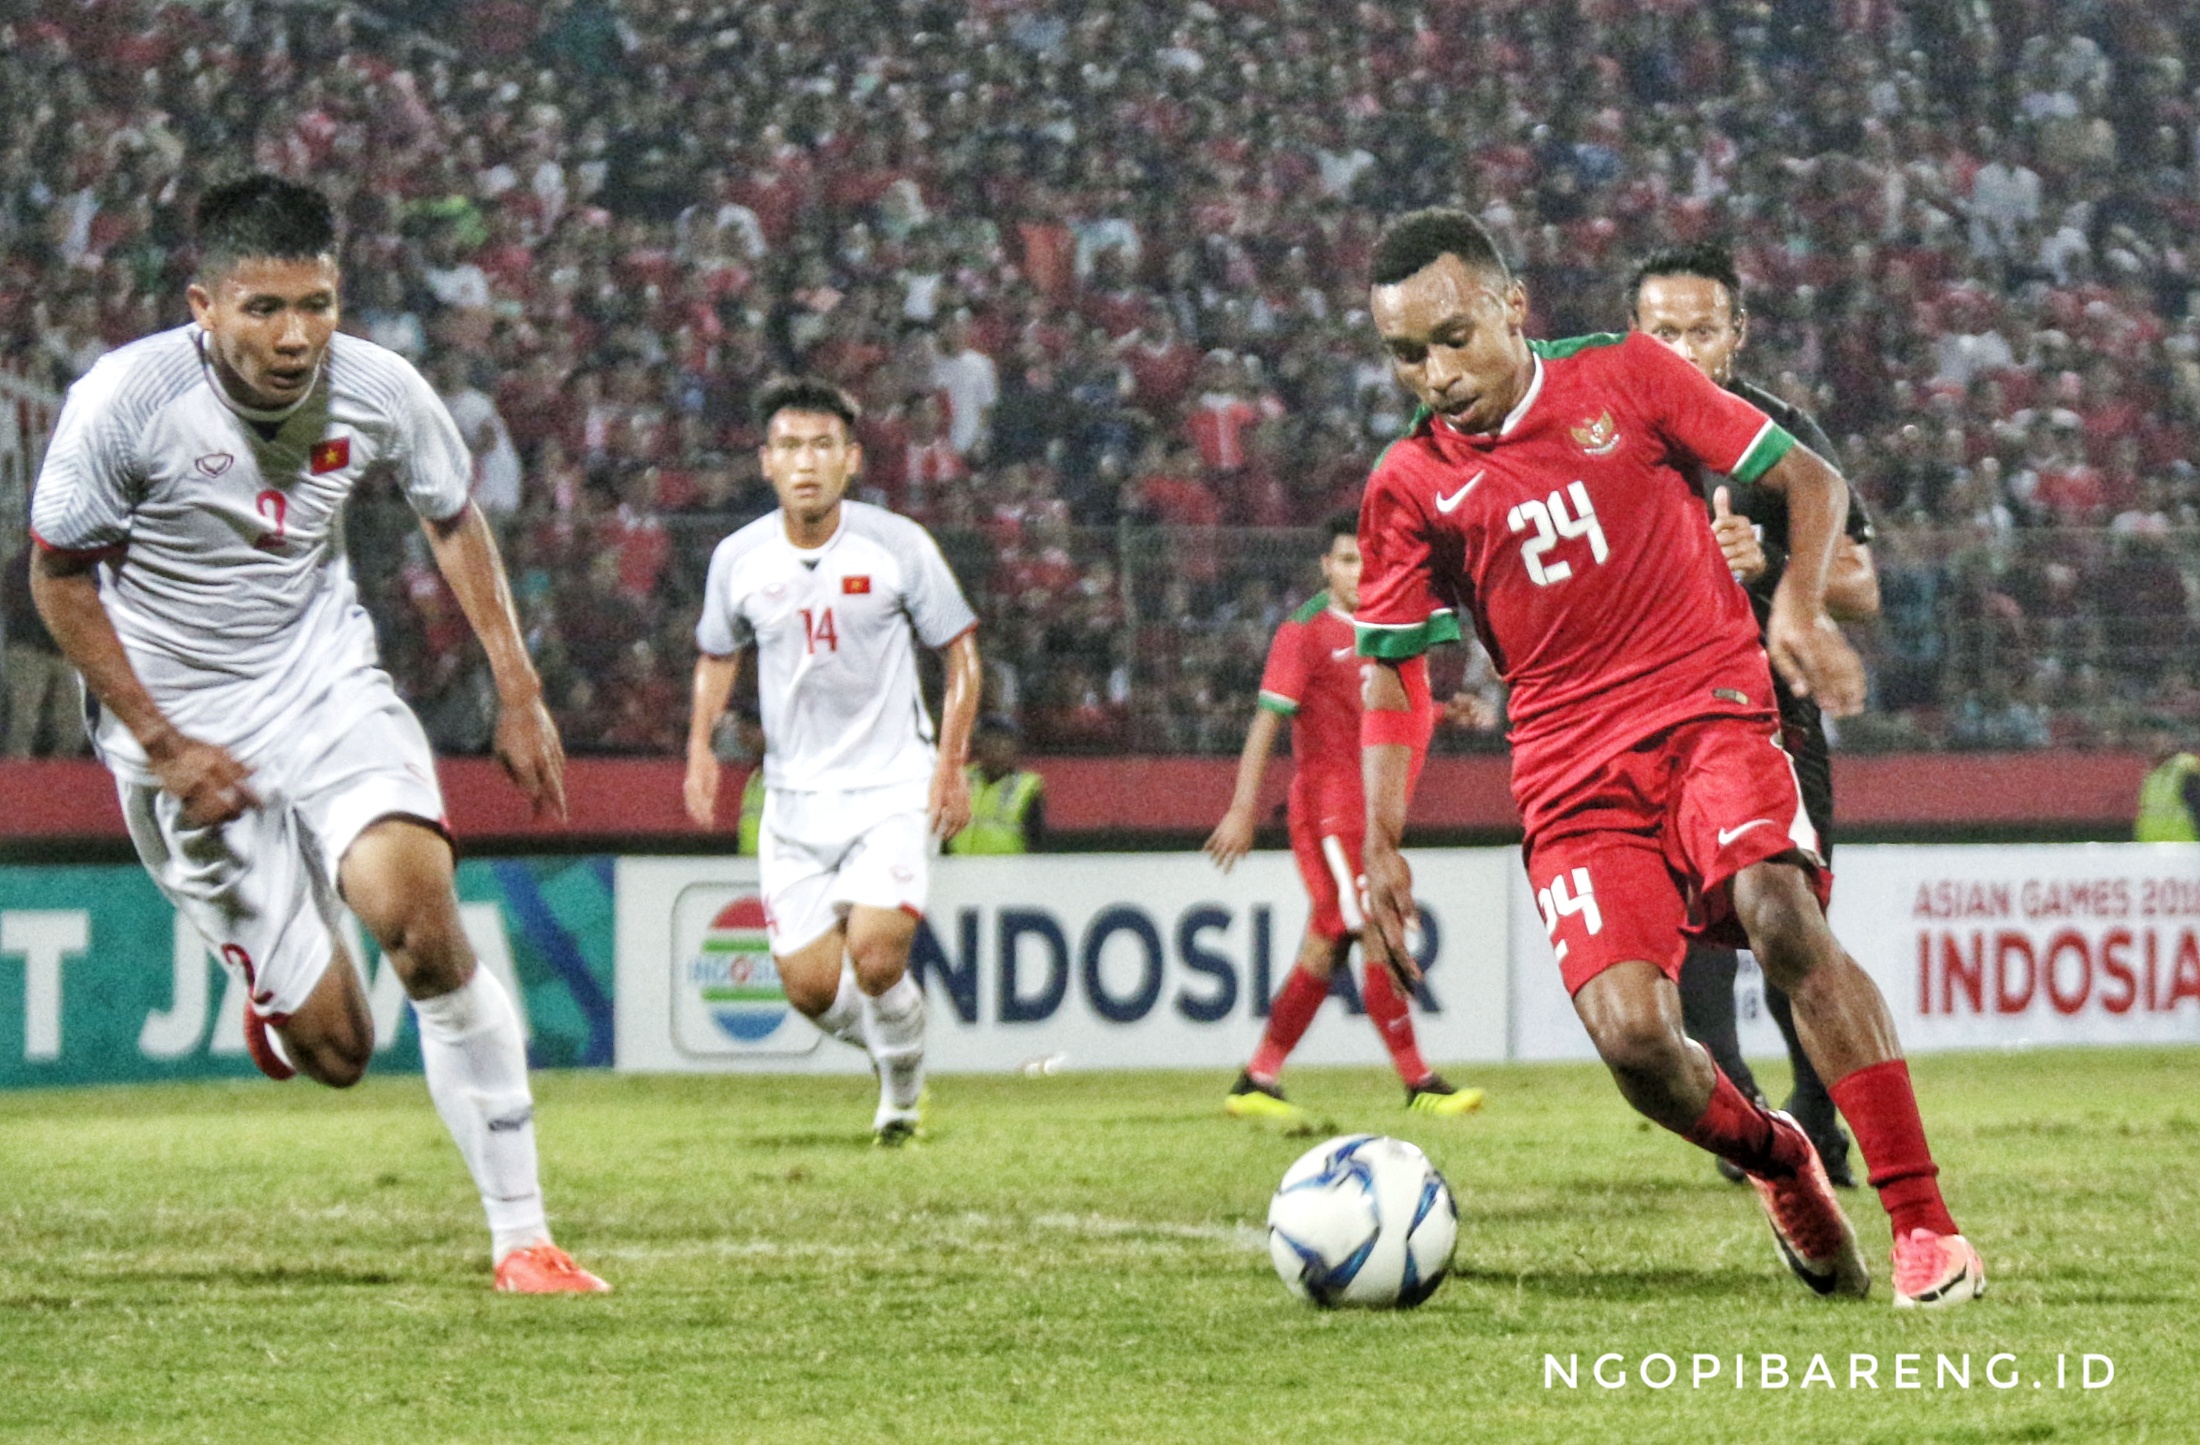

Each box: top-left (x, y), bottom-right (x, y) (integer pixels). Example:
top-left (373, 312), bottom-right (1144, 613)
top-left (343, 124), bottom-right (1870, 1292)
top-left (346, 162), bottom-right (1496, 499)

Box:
top-left (1535, 867), bottom-right (1603, 963)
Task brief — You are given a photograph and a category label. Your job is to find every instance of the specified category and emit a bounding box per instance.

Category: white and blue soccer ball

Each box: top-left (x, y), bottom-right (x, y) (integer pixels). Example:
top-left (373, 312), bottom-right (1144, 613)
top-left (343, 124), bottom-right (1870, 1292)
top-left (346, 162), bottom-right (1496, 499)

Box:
top-left (1267, 1134), bottom-right (1458, 1309)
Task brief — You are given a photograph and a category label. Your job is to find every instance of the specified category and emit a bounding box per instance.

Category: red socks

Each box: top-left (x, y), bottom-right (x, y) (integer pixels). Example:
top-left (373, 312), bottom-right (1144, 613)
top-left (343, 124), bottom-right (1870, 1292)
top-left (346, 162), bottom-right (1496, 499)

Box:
top-left (1248, 964), bottom-right (1330, 1082)
top-left (1249, 957), bottom-right (1437, 1087)
top-left (1828, 1059), bottom-right (1960, 1238)
top-left (1360, 958), bottom-right (1434, 1087)
top-left (1682, 1064), bottom-right (1807, 1178)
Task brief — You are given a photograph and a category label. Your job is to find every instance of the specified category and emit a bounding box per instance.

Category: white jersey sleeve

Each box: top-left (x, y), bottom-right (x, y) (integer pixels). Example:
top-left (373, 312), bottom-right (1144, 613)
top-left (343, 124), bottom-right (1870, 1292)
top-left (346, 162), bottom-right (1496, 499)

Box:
top-left (899, 521), bottom-right (978, 648)
top-left (385, 359), bottom-right (474, 521)
top-left (30, 350), bottom-right (160, 552)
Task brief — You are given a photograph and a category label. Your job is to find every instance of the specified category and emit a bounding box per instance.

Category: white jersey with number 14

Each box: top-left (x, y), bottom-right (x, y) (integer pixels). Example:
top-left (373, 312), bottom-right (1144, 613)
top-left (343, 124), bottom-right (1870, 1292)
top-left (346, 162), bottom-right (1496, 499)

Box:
top-left (696, 502), bottom-right (976, 794)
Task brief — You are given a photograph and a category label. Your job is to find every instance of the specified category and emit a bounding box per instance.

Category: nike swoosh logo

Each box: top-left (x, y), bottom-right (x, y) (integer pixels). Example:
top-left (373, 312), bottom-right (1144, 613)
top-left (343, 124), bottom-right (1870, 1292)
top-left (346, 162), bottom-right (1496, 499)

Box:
top-left (1717, 819), bottom-right (1774, 847)
top-left (1332, 646), bottom-right (1355, 659)
top-left (1436, 471), bottom-right (1487, 513)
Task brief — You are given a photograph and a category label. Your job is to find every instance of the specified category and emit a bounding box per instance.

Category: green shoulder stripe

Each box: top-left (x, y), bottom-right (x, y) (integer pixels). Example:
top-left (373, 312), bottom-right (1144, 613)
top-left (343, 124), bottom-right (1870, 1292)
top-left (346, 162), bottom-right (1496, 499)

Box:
top-left (1729, 421), bottom-right (1796, 485)
top-left (1355, 611), bottom-right (1463, 660)
top-left (1530, 333), bottom-right (1628, 361)
top-left (1257, 691), bottom-right (1300, 716)
top-left (1290, 590), bottom-right (1331, 624)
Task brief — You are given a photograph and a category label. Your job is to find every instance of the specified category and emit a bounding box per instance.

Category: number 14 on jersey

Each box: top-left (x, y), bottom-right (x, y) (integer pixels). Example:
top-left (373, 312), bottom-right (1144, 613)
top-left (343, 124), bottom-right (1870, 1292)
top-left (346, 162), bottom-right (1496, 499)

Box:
top-left (799, 607), bottom-right (838, 653)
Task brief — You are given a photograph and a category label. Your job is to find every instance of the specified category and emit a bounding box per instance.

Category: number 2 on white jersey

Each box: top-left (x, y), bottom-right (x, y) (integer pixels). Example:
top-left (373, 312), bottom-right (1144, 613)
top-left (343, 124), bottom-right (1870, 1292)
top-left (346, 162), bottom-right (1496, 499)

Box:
top-left (1508, 481), bottom-right (1609, 586)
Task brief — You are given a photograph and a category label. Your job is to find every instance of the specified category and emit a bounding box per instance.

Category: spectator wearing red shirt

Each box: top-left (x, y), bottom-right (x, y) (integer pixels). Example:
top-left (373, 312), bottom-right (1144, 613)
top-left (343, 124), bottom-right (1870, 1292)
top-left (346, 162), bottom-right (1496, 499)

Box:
top-left (1015, 185), bottom-right (1077, 306)
top-left (898, 392), bottom-right (969, 521)
top-left (1116, 303), bottom-right (1201, 417)
top-left (1184, 351), bottom-right (1268, 475)
top-left (604, 466), bottom-right (671, 600)
top-left (2029, 418), bottom-right (2108, 524)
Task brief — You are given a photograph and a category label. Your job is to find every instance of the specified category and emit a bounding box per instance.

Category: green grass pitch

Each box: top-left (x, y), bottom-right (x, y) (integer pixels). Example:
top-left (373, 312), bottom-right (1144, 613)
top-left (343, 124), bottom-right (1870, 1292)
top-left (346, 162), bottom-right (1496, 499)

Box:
top-left (2, 1048), bottom-right (2195, 1443)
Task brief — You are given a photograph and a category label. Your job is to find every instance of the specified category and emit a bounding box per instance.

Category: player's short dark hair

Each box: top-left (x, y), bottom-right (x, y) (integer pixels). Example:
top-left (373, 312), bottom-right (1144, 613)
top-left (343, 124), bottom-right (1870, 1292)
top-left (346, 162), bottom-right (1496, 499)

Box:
top-left (754, 375), bottom-right (861, 433)
top-left (194, 175), bottom-right (337, 279)
top-left (1627, 242), bottom-right (1746, 317)
top-left (1324, 510), bottom-right (1360, 546)
top-left (1370, 208), bottom-right (1509, 287)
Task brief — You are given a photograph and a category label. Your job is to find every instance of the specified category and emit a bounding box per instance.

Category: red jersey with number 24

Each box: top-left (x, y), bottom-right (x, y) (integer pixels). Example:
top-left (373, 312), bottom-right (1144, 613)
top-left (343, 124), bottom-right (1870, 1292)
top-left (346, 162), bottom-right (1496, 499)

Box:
top-left (1354, 331), bottom-right (1796, 834)
top-left (1259, 593), bottom-right (1429, 838)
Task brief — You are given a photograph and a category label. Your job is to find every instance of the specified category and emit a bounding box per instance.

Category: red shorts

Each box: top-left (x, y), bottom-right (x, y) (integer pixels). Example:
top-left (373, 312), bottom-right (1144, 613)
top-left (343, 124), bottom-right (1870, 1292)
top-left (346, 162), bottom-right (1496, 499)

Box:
top-left (1522, 714), bottom-right (1830, 995)
top-left (1289, 820), bottom-right (1365, 942)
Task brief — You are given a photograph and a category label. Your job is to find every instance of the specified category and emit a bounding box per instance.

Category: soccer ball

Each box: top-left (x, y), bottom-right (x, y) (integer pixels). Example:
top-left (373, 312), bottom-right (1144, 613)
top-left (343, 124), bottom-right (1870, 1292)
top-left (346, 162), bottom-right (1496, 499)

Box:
top-left (1266, 1134), bottom-right (1458, 1309)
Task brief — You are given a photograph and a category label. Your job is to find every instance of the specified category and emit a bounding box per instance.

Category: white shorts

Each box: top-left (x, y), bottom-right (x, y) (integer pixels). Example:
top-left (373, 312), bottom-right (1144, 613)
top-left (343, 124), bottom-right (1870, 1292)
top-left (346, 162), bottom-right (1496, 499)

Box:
top-left (758, 781), bottom-right (933, 955)
top-left (118, 671), bottom-right (447, 1021)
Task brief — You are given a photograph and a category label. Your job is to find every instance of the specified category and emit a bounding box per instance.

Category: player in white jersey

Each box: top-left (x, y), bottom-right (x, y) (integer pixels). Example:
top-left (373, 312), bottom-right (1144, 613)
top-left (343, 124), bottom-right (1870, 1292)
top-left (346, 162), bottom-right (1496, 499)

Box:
top-left (27, 175), bottom-right (606, 1293)
top-left (684, 376), bottom-right (981, 1144)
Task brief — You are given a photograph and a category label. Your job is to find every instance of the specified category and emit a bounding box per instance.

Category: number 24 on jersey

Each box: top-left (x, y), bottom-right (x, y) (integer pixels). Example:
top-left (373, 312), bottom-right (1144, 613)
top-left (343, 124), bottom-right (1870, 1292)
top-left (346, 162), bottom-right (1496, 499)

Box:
top-left (1507, 481), bottom-right (1608, 586)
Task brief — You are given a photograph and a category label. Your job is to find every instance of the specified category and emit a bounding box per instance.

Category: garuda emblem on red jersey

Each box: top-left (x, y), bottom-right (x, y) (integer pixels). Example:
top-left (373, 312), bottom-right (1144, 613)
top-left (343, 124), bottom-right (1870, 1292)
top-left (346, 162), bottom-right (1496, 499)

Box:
top-left (1569, 410), bottom-right (1621, 457)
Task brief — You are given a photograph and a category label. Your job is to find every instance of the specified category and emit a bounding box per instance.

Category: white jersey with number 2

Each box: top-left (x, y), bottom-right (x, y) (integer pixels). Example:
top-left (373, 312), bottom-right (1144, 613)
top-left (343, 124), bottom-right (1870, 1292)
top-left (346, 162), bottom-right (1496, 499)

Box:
top-left (697, 501), bottom-right (977, 794)
top-left (30, 324), bottom-right (472, 781)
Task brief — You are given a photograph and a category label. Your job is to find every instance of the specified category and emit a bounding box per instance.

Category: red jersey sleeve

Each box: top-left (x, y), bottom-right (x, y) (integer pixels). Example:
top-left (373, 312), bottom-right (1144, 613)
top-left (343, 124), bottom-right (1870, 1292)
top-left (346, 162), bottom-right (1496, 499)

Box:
top-left (1257, 617), bottom-right (1312, 714)
top-left (1623, 332), bottom-right (1795, 484)
top-left (1353, 446), bottom-right (1465, 660)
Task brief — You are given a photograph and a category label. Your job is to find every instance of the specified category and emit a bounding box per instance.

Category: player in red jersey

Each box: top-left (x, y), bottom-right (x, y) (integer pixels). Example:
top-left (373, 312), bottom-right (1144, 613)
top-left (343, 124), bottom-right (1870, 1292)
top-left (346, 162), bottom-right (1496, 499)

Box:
top-left (1354, 209), bottom-right (1982, 1308)
top-left (1205, 513), bottom-right (1483, 1124)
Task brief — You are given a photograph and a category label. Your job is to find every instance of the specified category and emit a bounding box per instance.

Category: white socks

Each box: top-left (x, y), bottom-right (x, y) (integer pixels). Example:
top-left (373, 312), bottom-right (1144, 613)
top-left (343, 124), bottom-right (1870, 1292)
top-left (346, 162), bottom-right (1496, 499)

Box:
top-left (412, 969), bottom-right (547, 1264)
top-left (863, 973), bottom-right (926, 1119)
top-left (812, 960), bottom-right (868, 1048)
top-left (809, 959), bottom-right (925, 1127)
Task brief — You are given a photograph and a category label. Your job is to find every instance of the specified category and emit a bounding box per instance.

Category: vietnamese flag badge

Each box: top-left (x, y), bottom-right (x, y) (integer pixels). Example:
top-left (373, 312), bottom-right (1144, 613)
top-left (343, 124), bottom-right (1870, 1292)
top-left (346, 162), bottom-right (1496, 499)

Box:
top-left (842, 575), bottom-right (871, 594)
top-left (309, 437), bottom-right (350, 474)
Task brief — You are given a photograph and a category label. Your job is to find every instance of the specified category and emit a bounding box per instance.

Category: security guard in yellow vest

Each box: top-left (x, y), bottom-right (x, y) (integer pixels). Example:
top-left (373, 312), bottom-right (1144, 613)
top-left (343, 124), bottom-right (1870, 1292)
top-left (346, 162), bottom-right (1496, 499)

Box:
top-left (948, 714), bottom-right (1045, 854)
top-left (738, 767), bottom-right (767, 854)
top-left (725, 704), bottom-right (769, 855)
top-left (2135, 727), bottom-right (2200, 842)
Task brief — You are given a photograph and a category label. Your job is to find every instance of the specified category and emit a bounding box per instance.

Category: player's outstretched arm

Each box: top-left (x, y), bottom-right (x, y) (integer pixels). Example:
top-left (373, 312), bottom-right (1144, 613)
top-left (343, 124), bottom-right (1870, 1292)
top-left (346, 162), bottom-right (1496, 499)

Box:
top-left (421, 503), bottom-right (566, 819)
top-left (30, 547), bottom-right (260, 826)
top-left (1361, 660), bottom-right (1420, 989)
top-left (683, 651), bottom-right (742, 828)
top-left (1753, 445), bottom-right (1866, 717)
top-left (1204, 707), bottom-right (1283, 873)
top-left (928, 629), bottom-right (981, 840)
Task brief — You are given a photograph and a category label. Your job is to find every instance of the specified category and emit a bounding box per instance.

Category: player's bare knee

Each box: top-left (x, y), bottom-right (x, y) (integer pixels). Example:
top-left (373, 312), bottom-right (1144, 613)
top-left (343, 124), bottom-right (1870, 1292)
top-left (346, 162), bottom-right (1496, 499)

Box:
top-left (1732, 864), bottom-right (1828, 987)
top-left (292, 1025), bottom-right (371, 1088)
top-left (308, 1047), bottom-right (370, 1089)
top-left (1591, 1010), bottom-right (1689, 1085)
top-left (1303, 934), bottom-right (1351, 979)
top-left (848, 942), bottom-right (909, 996)
top-left (781, 970), bottom-right (838, 1018)
top-left (366, 903), bottom-right (474, 996)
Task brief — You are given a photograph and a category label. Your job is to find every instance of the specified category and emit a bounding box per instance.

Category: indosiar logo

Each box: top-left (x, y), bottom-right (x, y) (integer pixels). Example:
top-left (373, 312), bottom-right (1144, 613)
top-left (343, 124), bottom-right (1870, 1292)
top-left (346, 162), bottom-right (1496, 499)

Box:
top-left (671, 889), bottom-right (820, 1056)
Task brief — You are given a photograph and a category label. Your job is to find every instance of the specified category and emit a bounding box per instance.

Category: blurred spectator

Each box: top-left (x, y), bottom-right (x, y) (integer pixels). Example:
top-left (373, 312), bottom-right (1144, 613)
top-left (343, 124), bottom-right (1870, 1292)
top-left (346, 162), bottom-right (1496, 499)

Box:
top-left (5, 0), bottom-right (2198, 761)
top-left (930, 312), bottom-right (999, 460)
top-left (2, 547), bottom-right (87, 757)
top-left (433, 354), bottom-right (525, 521)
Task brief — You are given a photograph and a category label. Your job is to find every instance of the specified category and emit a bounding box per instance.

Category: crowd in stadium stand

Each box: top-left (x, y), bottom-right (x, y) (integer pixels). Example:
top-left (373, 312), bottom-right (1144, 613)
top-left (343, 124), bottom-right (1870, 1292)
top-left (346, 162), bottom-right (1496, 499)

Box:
top-left (3, 0), bottom-right (2198, 760)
